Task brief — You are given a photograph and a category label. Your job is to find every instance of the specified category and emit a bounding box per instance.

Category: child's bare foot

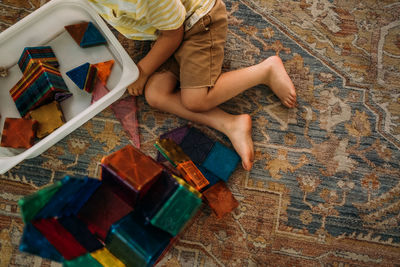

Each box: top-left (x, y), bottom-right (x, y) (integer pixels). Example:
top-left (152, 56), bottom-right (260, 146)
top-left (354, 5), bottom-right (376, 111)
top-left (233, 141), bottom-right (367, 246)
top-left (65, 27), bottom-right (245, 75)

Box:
top-left (225, 114), bottom-right (254, 171)
top-left (263, 56), bottom-right (297, 108)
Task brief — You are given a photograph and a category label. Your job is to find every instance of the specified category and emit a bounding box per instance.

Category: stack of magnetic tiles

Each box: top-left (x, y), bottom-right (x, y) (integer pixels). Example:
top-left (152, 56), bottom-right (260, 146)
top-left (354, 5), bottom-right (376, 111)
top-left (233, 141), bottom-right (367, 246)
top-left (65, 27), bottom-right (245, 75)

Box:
top-left (4, 46), bottom-right (70, 148)
top-left (155, 125), bottom-right (240, 219)
top-left (1, 21), bottom-right (110, 149)
top-left (18, 145), bottom-right (204, 267)
top-left (18, 127), bottom-right (241, 266)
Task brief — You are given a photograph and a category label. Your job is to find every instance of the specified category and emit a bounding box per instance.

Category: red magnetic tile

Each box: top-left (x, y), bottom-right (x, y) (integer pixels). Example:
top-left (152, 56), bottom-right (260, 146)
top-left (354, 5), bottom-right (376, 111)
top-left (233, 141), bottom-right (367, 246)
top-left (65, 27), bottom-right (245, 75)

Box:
top-left (32, 218), bottom-right (87, 260)
top-left (77, 184), bottom-right (133, 240)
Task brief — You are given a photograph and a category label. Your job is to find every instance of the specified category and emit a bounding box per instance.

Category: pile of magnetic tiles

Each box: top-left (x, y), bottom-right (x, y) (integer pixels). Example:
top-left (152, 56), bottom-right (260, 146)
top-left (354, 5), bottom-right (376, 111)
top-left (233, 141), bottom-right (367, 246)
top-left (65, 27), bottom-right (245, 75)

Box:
top-left (18, 125), bottom-right (240, 267)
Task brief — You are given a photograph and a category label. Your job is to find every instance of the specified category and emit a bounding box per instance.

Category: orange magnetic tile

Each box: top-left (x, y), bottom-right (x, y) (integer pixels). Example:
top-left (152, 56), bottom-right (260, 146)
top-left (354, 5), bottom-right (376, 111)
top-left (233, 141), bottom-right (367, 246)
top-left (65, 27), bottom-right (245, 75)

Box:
top-left (93, 60), bottom-right (114, 85)
top-left (101, 145), bottom-right (163, 191)
top-left (202, 181), bottom-right (239, 219)
top-left (176, 161), bottom-right (209, 191)
top-left (0, 118), bottom-right (38, 148)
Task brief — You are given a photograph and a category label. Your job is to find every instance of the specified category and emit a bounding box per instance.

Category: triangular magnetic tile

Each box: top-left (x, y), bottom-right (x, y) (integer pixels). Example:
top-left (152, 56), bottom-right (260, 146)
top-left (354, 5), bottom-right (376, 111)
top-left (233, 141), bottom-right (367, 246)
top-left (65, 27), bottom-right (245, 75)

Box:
top-left (80, 22), bottom-right (107, 47)
top-left (65, 22), bottom-right (89, 46)
top-left (93, 60), bottom-right (114, 84)
top-left (66, 62), bottom-right (90, 90)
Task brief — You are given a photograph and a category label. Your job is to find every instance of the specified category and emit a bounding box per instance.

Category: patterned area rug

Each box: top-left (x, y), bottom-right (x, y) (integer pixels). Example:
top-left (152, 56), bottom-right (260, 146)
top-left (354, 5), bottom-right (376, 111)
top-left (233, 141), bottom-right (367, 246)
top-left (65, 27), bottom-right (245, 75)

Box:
top-left (1, 0), bottom-right (400, 266)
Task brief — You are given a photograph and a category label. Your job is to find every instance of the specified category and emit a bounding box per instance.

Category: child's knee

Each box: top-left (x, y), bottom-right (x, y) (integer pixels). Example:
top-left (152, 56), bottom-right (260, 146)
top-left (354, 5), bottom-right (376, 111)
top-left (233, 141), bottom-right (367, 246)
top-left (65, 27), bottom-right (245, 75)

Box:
top-left (181, 88), bottom-right (211, 112)
top-left (181, 96), bottom-right (211, 112)
top-left (144, 86), bottom-right (161, 108)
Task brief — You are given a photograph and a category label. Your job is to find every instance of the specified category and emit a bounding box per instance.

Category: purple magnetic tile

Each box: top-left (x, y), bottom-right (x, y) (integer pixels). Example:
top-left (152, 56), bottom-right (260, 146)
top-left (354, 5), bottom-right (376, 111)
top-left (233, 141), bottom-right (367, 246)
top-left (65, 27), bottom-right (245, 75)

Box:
top-left (157, 125), bottom-right (190, 162)
top-left (54, 91), bottom-right (73, 102)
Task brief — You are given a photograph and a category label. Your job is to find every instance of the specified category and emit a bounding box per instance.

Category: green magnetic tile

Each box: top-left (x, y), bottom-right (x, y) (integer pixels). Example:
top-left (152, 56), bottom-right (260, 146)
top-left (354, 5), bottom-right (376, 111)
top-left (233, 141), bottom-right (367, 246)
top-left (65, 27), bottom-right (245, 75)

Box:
top-left (150, 184), bottom-right (202, 236)
top-left (18, 181), bottom-right (63, 223)
top-left (63, 253), bottom-right (103, 267)
top-left (107, 212), bottom-right (171, 267)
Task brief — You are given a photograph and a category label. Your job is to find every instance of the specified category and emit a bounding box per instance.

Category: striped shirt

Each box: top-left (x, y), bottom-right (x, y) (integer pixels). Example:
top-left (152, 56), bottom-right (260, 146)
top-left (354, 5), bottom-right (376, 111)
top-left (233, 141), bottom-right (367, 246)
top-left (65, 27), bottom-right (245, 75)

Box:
top-left (88, 0), bottom-right (216, 40)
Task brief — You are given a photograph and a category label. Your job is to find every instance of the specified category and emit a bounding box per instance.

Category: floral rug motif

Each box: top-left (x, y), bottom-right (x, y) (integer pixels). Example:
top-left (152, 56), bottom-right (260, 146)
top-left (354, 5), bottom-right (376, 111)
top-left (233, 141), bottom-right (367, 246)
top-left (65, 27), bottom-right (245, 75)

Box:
top-left (1, 0), bottom-right (400, 266)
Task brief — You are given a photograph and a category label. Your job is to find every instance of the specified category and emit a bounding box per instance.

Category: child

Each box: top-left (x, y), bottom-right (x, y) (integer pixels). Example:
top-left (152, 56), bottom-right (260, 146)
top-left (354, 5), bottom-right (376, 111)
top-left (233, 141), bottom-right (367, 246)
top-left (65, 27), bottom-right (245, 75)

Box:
top-left (89, 0), bottom-right (296, 171)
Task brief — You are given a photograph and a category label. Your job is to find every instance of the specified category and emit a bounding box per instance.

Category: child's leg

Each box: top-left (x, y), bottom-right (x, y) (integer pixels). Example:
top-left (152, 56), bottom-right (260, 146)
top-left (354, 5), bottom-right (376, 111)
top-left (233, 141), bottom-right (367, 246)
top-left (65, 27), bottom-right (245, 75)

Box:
top-left (145, 71), bottom-right (254, 171)
top-left (181, 55), bottom-right (296, 112)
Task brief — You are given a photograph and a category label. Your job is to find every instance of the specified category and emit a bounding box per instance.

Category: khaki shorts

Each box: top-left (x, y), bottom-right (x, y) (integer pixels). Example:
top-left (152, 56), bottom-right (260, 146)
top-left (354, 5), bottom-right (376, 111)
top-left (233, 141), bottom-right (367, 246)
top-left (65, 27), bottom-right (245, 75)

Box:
top-left (159, 0), bottom-right (228, 89)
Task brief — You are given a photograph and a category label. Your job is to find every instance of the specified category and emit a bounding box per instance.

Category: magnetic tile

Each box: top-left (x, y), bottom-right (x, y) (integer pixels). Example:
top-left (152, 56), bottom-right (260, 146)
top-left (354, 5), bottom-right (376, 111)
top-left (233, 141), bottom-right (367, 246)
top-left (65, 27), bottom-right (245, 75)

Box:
top-left (18, 180), bottom-right (63, 223)
top-left (101, 145), bottom-right (162, 194)
top-left (91, 78), bottom-right (109, 104)
top-left (154, 138), bottom-right (191, 167)
top-left (63, 253), bottom-right (103, 267)
top-left (77, 184), bottom-right (133, 241)
top-left (58, 216), bottom-right (104, 252)
top-left (65, 22), bottom-right (89, 45)
top-left (66, 62), bottom-right (89, 90)
top-left (111, 96), bottom-right (140, 148)
top-left (84, 64), bottom-right (98, 93)
top-left (172, 175), bottom-right (202, 199)
top-left (59, 177), bottom-right (102, 216)
top-left (180, 127), bottom-right (214, 164)
top-left (159, 125), bottom-right (190, 145)
top-left (10, 62), bottom-right (71, 117)
top-left (93, 60), bottom-right (114, 84)
top-left (202, 181), bottom-right (239, 219)
top-left (19, 223), bottom-right (64, 262)
top-left (0, 118), bottom-right (38, 149)
top-left (176, 160), bottom-right (209, 191)
top-left (90, 247), bottom-right (126, 267)
top-left (136, 171), bottom-right (179, 223)
top-left (32, 218), bottom-right (87, 260)
top-left (150, 181), bottom-right (202, 236)
top-left (157, 125), bottom-right (189, 162)
top-left (101, 164), bottom-right (140, 207)
top-left (80, 22), bottom-right (107, 47)
top-left (29, 101), bottom-right (65, 138)
top-left (66, 62), bottom-right (96, 92)
top-left (106, 211), bottom-right (172, 267)
top-left (18, 46), bottom-right (59, 73)
top-left (201, 141), bottom-right (240, 182)
top-left (197, 164), bottom-right (221, 191)
top-left (34, 176), bottom-right (89, 219)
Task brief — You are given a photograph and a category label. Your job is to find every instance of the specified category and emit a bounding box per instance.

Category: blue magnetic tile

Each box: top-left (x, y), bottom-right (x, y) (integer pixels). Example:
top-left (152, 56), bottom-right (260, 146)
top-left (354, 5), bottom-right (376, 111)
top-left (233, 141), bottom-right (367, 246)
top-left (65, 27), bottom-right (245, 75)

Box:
top-left (197, 164), bottom-right (220, 191)
top-left (201, 141), bottom-right (240, 182)
top-left (106, 211), bottom-right (172, 267)
top-left (180, 127), bottom-right (214, 164)
top-left (18, 46), bottom-right (59, 73)
top-left (60, 177), bottom-right (101, 216)
top-left (80, 22), bottom-right (107, 47)
top-left (58, 216), bottom-right (104, 252)
top-left (66, 63), bottom-right (90, 89)
top-left (35, 176), bottom-right (98, 219)
top-left (136, 171), bottom-right (179, 223)
top-left (19, 223), bottom-right (64, 262)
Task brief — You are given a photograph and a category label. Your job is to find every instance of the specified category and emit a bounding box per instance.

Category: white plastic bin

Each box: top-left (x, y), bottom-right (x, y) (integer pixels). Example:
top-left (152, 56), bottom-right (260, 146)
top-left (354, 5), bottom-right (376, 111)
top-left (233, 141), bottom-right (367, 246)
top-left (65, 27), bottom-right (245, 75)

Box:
top-left (0, 0), bottom-right (138, 174)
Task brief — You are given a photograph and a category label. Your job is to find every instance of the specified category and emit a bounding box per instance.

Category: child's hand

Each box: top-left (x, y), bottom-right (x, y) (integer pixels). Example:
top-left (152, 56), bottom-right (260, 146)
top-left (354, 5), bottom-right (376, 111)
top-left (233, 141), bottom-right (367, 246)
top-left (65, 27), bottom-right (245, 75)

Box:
top-left (127, 71), bottom-right (149, 96)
